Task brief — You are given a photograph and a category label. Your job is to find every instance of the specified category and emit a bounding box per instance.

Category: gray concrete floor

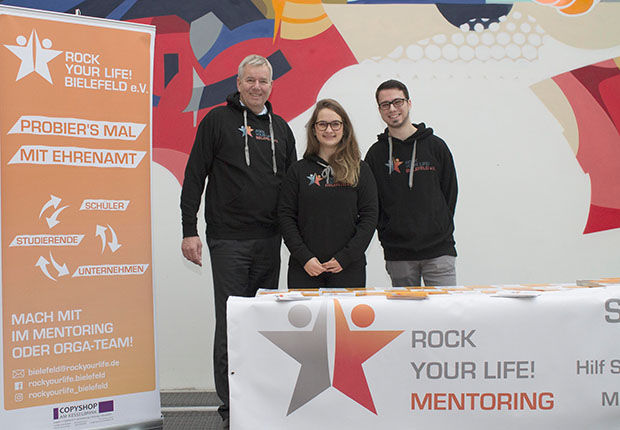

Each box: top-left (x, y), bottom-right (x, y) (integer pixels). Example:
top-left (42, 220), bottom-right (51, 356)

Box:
top-left (161, 391), bottom-right (223, 430)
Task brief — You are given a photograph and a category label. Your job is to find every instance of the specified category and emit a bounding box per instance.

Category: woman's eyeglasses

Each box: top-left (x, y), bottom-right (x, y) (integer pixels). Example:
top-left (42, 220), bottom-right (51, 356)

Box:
top-left (314, 120), bottom-right (343, 131)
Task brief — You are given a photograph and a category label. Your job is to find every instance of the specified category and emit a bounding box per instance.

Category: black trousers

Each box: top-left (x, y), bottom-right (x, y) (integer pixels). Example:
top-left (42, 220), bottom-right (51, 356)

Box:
top-left (207, 235), bottom-right (281, 420)
top-left (287, 257), bottom-right (366, 289)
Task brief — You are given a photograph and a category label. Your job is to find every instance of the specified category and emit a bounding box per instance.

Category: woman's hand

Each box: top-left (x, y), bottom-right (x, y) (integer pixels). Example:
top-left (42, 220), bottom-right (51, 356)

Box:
top-left (304, 257), bottom-right (326, 276)
top-left (322, 258), bottom-right (343, 273)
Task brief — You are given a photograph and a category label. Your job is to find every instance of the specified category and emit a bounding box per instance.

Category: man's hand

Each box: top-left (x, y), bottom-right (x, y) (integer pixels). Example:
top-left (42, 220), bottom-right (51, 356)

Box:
top-left (304, 257), bottom-right (326, 277)
top-left (322, 258), bottom-right (343, 273)
top-left (182, 236), bottom-right (203, 266)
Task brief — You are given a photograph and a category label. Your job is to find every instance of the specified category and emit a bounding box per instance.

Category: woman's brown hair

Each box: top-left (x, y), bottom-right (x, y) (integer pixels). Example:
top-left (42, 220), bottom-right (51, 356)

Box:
top-left (304, 99), bottom-right (361, 185)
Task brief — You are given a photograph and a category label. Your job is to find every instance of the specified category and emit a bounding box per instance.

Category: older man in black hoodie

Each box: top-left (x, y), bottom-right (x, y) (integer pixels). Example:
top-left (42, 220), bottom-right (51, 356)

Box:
top-left (365, 79), bottom-right (457, 287)
top-left (180, 54), bottom-right (297, 429)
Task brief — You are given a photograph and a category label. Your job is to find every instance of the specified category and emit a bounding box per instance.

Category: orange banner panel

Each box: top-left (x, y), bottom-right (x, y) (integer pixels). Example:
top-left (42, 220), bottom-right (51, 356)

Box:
top-left (1, 11), bottom-right (155, 412)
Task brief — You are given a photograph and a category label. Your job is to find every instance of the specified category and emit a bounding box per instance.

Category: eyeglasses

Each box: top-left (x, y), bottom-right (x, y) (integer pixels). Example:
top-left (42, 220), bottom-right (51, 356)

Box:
top-left (378, 98), bottom-right (408, 111)
top-left (314, 120), bottom-right (343, 131)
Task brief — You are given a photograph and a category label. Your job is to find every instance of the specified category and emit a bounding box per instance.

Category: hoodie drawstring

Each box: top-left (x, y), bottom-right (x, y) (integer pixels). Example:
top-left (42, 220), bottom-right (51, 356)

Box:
top-left (388, 135), bottom-right (417, 189)
top-left (315, 158), bottom-right (333, 183)
top-left (319, 163), bottom-right (333, 184)
top-left (243, 110), bottom-right (277, 175)
top-left (268, 114), bottom-right (277, 175)
top-left (409, 139), bottom-right (417, 189)
top-left (243, 110), bottom-right (250, 167)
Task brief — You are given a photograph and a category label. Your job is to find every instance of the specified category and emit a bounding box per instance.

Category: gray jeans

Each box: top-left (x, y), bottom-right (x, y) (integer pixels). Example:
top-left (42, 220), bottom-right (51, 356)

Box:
top-left (386, 255), bottom-right (456, 287)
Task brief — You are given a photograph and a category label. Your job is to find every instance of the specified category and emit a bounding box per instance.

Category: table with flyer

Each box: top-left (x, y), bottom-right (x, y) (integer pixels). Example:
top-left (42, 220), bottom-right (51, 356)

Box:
top-left (228, 279), bottom-right (620, 430)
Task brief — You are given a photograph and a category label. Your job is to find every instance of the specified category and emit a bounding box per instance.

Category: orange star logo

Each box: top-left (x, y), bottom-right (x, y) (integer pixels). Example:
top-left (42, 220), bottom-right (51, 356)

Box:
top-left (238, 125), bottom-right (254, 137)
top-left (393, 158), bottom-right (403, 173)
top-left (332, 300), bottom-right (403, 414)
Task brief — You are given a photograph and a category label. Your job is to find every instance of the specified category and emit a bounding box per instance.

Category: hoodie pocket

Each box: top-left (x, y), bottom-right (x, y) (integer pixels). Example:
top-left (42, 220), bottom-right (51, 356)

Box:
top-left (226, 180), bottom-right (279, 225)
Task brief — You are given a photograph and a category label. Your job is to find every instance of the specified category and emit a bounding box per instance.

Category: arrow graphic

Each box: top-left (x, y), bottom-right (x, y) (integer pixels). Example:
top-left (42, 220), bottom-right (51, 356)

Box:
top-left (107, 224), bottom-right (122, 253)
top-left (46, 205), bottom-right (69, 228)
top-left (48, 251), bottom-right (69, 277)
top-left (39, 195), bottom-right (61, 218)
top-left (96, 225), bottom-right (107, 253)
top-left (36, 256), bottom-right (56, 281)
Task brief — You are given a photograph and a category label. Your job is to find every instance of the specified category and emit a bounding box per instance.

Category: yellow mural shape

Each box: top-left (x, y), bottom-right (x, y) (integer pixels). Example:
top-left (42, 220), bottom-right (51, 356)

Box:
top-left (272, 0), bottom-right (332, 41)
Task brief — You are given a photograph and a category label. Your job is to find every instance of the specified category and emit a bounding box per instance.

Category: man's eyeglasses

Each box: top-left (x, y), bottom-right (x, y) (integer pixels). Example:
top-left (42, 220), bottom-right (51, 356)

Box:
top-left (314, 120), bottom-right (343, 131)
top-left (378, 98), bottom-right (408, 111)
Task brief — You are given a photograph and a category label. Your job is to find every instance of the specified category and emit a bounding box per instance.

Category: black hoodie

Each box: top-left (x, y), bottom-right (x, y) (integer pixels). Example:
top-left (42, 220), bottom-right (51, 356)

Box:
top-left (181, 92), bottom-right (297, 239)
top-left (365, 123), bottom-right (457, 261)
top-left (278, 155), bottom-right (378, 269)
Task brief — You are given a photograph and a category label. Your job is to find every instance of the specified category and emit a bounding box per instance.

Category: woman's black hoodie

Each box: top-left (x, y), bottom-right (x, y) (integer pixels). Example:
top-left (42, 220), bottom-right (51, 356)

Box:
top-left (278, 154), bottom-right (378, 268)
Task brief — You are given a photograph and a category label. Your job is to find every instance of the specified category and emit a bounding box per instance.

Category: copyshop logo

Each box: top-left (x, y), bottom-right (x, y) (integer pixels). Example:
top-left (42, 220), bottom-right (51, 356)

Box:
top-left (4, 29), bottom-right (62, 84)
top-left (260, 299), bottom-right (403, 415)
top-left (53, 400), bottom-right (114, 419)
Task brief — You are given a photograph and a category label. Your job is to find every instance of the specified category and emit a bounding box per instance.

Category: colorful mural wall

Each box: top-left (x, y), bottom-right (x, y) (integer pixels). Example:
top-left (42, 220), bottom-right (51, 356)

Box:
top-left (2, 0), bottom-right (617, 233)
top-left (2, 0), bottom-right (619, 389)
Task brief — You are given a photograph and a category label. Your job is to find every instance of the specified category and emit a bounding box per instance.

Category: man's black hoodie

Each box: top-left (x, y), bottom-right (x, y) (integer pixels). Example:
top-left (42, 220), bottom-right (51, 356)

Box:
top-left (278, 155), bottom-right (378, 269)
top-left (365, 123), bottom-right (457, 261)
top-left (181, 92), bottom-right (297, 240)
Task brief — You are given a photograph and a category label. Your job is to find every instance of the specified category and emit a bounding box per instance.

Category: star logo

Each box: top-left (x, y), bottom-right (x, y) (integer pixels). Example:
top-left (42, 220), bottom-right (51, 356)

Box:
top-left (260, 299), bottom-right (403, 415)
top-left (260, 302), bottom-right (330, 415)
top-left (385, 157), bottom-right (404, 174)
top-left (332, 300), bottom-right (403, 413)
top-left (238, 124), bottom-right (254, 137)
top-left (306, 173), bottom-right (325, 187)
top-left (306, 173), bottom-right (324, 186)
top-left (4, 30), bottom-right (62, 84)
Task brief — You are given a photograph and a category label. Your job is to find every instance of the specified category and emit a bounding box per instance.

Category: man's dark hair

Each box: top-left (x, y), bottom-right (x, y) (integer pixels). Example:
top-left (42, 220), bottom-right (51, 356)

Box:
top-left (375, 79), bottom-right (410, 103)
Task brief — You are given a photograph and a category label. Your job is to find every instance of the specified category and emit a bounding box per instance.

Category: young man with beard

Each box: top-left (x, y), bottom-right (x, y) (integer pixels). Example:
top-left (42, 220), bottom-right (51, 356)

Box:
top-left (365, 79), bottom-right (458, 287)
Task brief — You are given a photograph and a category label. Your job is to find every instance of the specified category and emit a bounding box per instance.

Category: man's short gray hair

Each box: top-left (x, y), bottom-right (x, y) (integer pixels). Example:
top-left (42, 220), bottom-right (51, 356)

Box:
top-left (238, 54), bottom-right (273, 81)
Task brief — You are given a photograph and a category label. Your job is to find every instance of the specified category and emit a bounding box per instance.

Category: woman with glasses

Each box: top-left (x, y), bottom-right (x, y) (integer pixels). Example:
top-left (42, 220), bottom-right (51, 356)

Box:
top-left (279, 99), bottom-right (378, 288)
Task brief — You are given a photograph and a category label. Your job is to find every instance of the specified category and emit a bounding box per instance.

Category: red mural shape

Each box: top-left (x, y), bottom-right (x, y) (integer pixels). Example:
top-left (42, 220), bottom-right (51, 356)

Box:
top-left (131, 16), bottom-right (357, 184)
top-left (552, 58), bottom-right (620, 234)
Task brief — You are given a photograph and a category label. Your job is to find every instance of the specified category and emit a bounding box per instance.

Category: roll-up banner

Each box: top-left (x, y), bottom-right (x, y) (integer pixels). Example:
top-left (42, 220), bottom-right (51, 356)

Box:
top-left (0, 5), bottom-right (160, 429)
